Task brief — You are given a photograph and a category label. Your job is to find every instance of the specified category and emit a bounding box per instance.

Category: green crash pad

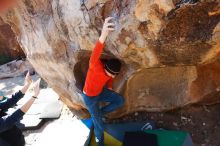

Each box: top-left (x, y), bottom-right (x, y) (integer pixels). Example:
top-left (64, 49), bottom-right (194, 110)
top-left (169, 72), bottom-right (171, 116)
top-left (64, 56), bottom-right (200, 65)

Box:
top-left (145, 130), bottom-right (194, 146)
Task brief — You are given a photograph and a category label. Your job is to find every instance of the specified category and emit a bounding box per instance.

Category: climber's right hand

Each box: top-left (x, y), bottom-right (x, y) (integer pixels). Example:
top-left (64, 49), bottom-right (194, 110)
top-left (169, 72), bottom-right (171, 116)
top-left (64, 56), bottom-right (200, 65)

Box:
top-left (99, 17), bottom-right (115, 43)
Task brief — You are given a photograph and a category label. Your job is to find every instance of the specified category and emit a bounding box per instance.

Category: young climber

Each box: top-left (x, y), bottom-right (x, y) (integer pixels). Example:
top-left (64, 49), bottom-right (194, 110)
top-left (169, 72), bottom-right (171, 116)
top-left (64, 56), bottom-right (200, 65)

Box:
top-left (0, 72), bottom-right (41, 146)
top-left (82, 17), bottom-right (124, 146)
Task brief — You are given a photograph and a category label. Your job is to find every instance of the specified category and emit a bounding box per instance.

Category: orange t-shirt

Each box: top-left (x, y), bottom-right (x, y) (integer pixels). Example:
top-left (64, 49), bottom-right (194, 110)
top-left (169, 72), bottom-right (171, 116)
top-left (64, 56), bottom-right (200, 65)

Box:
top-left (83, 41), bottom-right (113, 96)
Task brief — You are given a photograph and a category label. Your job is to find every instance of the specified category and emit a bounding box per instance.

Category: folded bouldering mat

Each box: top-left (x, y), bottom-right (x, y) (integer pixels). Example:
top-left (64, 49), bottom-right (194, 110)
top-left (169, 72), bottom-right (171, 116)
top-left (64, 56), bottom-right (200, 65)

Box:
top-left (15, 101), bottom-right (62, 130)
top-left (6, 88), bottom-right (63, 130)
top-left (32, 118), bottom-right (93, 146)
top-left (16, 115), bottom-right (45, 130)
top-left (123, 132), bottom-right (158, 146)
top-left (144, 130), bottom-right (194, 146)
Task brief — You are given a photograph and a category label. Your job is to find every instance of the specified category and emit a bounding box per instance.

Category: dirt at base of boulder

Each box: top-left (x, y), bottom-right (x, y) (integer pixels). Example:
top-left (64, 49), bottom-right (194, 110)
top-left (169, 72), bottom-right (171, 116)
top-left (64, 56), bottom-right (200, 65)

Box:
top-left (113, 104), bottom-right (220, 146)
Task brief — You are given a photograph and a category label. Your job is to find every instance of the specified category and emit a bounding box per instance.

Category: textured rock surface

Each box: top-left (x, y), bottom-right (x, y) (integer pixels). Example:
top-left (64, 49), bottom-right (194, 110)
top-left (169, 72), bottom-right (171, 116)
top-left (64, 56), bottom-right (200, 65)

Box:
top-left (0, 18), bottom-right (25, 64)
top-left (0, 60), bottom-right (34, 79)
top-left (1, 0), bottom-right (220, 118)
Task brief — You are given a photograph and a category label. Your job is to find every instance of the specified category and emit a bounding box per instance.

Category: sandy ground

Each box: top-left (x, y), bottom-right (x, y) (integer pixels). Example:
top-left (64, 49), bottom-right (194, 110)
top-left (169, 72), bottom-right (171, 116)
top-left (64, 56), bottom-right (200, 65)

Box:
top-left (115, 104), bottom-right (220, 146)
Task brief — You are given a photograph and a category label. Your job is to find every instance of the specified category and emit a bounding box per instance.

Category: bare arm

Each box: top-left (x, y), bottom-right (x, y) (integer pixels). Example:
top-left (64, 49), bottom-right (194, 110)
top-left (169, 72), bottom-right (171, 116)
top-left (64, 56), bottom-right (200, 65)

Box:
top-left (89, 17), bottom-right (115, 68)
top-left (0, 72), bottom-right (32, 111)
top-left (20, 97), bottom-right (36, 113)
top-left (0, 95), bottom-right (36, 133)
top-left (20, 72), bottom-right (32, 94)
top-left (99, 17), bottom-right (115, 43)
top-left (20, 78), bottom-right (41, 113)
top-left (20, 84), bottom-right (30, 94)
top-left (0, 79), bottom-right (41, 133)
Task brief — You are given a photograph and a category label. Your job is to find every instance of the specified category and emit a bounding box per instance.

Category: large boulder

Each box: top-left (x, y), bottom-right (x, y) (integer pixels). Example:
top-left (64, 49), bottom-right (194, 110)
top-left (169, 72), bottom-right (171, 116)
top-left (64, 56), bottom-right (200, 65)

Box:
top-left (1, 0), bottom-right (220, 118)
top-left (0, 18), bottom-right (25, 64)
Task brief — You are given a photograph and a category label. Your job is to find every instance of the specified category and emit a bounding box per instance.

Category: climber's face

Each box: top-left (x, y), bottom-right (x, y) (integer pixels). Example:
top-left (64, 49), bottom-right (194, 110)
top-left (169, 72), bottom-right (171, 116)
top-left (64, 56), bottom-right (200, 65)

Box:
top-left (105, 69), bottom-right (116, 78)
